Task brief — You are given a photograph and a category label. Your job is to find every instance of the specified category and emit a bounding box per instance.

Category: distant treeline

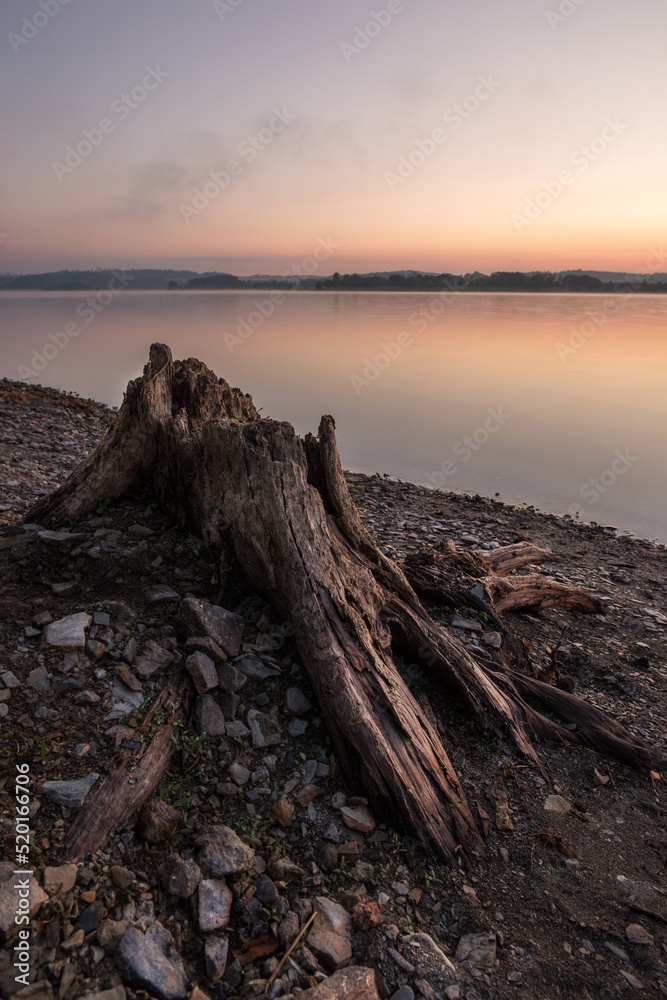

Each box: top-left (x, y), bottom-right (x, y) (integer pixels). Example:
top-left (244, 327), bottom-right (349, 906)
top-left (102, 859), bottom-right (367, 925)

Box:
top-left (2, 268), bottom-right (667, 294)
top-left (316, 271), bottom-right (667, 293)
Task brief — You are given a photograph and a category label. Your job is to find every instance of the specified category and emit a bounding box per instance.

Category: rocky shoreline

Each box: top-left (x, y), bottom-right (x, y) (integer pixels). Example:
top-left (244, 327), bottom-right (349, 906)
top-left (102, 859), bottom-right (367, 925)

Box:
top-left (0, 379), bottom-right (666, 1000)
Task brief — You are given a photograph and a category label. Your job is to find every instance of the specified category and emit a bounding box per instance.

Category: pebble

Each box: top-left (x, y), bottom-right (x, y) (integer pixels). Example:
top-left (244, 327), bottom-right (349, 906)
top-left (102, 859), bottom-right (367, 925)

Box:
top-left (136, 798), bottom-right (181, 843)
top-left (604, 940), bottom-right (629, 961)
top-left (626, 923), bottom-right (653, 945)
top-left (543, 794), bottom-right (572, 814)
top-left (286, 686), bottom-right (312, 714)
top-left (194, 693), bottom-right (226, 736)
top-left (387, 946), bottom-right (415, 974)
top-left (247, 708), bottom-right (283, 748)
top-left (204, 934), bottom-right (229, 983)
top-left (186, 651), bottom-right (218, 694)
top-left (451, 616), bottom-right (482, 631)
top-left (288, 718), bottom-right (309, 737)
top-left (390, 988), bottom-right (414, 1000)
top-left (198, 878), bottom-right (233, 932)
top-left (307, 896), bottom-right (353, 970)
top-left (340, 804), bottom-right (375, 833)
top-left (115, 922), bottom-right (186, 999)
top-left (620, 970), bottom-right (645, 990)
top-left (111, 866), bottom-right (136, 890)
top-left (27, 665), bottom-right (51, 691)
top-left (196, 825), bottom-right (255, 876)
top-left (176, 597), bottom-right (244, 658)
top-left (43, 863), bottom-right (78, 895)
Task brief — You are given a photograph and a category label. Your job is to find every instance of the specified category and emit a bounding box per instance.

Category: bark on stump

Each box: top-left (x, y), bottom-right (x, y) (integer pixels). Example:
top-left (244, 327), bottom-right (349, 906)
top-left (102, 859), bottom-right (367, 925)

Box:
top-left (27, 344), bottom-right (663, 859)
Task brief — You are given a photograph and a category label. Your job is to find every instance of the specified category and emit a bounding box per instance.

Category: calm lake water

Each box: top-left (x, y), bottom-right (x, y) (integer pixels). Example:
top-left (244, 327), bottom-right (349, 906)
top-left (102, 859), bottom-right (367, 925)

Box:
top-left (1, 290), bottom-right (666, 541)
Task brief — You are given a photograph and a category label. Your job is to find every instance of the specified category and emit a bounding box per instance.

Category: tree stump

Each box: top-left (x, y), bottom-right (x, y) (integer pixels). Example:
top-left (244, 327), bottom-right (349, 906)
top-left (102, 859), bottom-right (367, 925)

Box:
top-left (27, 344), bottom-right (663, 859)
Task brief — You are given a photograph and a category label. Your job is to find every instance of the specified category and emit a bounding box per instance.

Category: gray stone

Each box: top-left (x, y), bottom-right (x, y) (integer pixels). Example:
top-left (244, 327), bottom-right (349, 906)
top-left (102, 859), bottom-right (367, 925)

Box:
top-left (247, 708), bottom-right (282, 748)
top-left (204, 933), bottom-right (229, 982)
top-left (390, 988), bottom-right (414, 1000)
top-left (44, 612), bottom-right (91, 650)
top-left (620, 971), bottom-right (645, 990)
top-left (134, 641), bottom-right (173, 679)
top-left (115, 922), bottom-right (186, 999)
top-left (195, 694), bottom-right (226, 736)
top-left (177, 598), bottom-right (244, 658)
top-left (186, 651), bottom-right (218, 694)
top-left (451, 615), bottom-right (481, 631)
top-left (286, 687), bottom-right (312, 714)
top-left (289, 718), bottom-right (308, 737)
top-left (224, 720), bottom-right (250, 738)
top-left (111, 866), bottom-right (135, 890)
top-left (388, 947), bottom-right (415, 974)
top-left (1, 671), bottom-right (20, 689)
top-left (162, 858), bottom-right (202, 898)
top-left (42, 773), bottom-right (99, 808)
top-left (543, 794), bottom-right (571, 814)
top-left (307, 896), bottom-right (353, 970)
top-left (445, 989), bottom-right (461, 1000)
top-left (604, 940), bottom-right (629, 961)
top-left (196, 825), bottom-right (255, 877)
top-left (127, 524), bottom-right (154, 539)
top-left (255, 875), bottom-right (278, 905)
top-left (229, 763), bottom-right (251, 785)
top-left (52, 580), bottom-right (79, 596)
top-left (27, 665), bottom-right (51, 691)
top-left (217, 663), bottom-right (248, 692)
top-left (278, 911), bottom-right (300, 946)
top-left (455, 932), bottom-right (497, 968)
top-left (482, 632), bottom-right (502, 649)
top-left (402, 932), bottom-right (457, 974)
top-left (198, 878), bottom-right (233, 932)
top-left (0, 704), bottom-right (9, 718)
top-left (233, 655), bottom-right (281, 680)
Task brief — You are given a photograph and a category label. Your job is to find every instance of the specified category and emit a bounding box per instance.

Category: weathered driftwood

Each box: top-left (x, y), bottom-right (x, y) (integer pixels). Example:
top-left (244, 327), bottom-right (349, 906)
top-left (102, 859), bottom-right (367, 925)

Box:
top-left (66, 671), bottom-right (189, 859)
top-left (29, 345), bottom-right (663, 859)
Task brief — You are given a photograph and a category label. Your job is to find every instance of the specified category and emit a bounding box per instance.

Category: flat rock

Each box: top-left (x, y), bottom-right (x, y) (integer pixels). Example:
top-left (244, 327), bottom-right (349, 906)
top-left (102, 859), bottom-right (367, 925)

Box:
top-left (224, 720), bottom-right (250, 738)
top-left (340, 804), bottom-right (375, 833)
top-left (162, 858), bottom-right (202, 898)
top-left (247, 708), bottom-right (282, 748)
top-left (626, 923), bottom-right (654, 945)
top-left (620, 970), bottom-right (645, 989)
top-left (455, 931), bottom-right (497, 968)
top-left (233, 655), bottom-right (281, 680)
top-left (44, 612), bottom-right (91, 650)
top-left (0, 874), bottom-right (48, 943)
top-left (27, 666), bottom-right (51, 691)
top-left (42, 773), bottom-right (99, 808)
top-left (38, 529), bottom-right (86, 546)
top-left (307, 896), bottom-right (353, 970)
top-left (186, 651), bottom-right (218, 694)
top-left (195, 694), bottom-right (226, 736)
top-left (204, 934), bottom-right (229, 983)
top-left (177, 598), bottom-right (244, 658)
top-left (543, 794), bottom-right (572, 814)
top-left (98, 919), bottom-right (129, 952)
top-left (198, 878), bottom-right (233, 932)
top-left (300, 966), bottom-right (380, 1000)
top-left (43, 863), bottom-right (78, 895)
top-left (134, 640), bottom-right (174, 679)
top-left (451, 615), bottom-right (481, 631)
top-left (115, 922), bottom-right (186, 999)
top-left (196, 825), bottom-right (255, 877)
top-left (146, 585), bottom-right (180, 604)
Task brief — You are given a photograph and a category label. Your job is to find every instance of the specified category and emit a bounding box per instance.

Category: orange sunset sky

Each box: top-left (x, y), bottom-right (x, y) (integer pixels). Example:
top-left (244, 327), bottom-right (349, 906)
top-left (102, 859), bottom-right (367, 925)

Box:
top-left (1, 0), bottom-right (665, 275)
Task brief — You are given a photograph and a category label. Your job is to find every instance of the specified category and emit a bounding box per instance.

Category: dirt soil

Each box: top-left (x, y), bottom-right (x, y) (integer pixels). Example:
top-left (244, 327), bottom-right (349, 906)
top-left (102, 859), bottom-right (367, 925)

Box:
top-left (0, 379), bottom-right (666, 1000)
